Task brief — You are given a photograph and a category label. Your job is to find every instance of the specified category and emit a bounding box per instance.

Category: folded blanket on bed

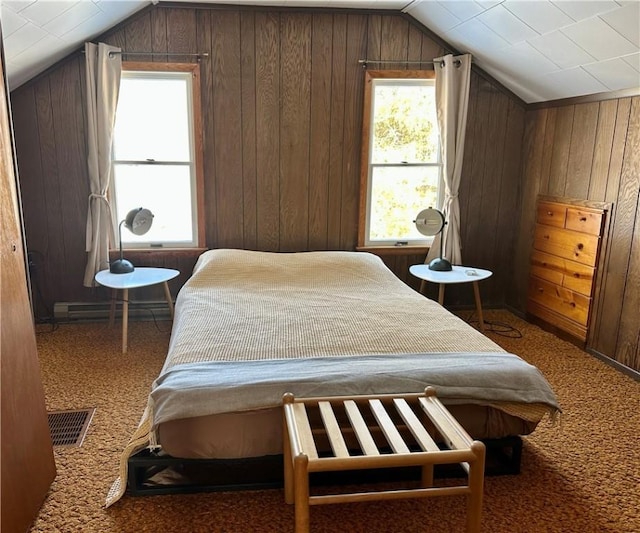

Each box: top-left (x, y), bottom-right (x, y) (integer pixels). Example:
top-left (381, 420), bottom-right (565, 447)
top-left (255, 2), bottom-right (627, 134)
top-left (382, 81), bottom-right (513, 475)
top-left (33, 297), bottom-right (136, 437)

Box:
top-left (150, 352), bottom-right (560, 429)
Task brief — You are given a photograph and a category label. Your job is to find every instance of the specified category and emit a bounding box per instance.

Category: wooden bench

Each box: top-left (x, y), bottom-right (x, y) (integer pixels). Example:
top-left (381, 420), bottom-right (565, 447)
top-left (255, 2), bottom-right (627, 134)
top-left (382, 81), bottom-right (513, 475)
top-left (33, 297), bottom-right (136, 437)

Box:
top-left (282, 387), bottom-right (486, 533)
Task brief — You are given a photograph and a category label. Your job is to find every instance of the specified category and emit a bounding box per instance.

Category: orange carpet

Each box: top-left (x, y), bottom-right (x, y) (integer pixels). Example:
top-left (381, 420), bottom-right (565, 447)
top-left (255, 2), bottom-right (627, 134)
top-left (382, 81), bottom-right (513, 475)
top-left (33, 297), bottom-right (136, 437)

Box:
top-left (30, 310), bottom-right (639, 532)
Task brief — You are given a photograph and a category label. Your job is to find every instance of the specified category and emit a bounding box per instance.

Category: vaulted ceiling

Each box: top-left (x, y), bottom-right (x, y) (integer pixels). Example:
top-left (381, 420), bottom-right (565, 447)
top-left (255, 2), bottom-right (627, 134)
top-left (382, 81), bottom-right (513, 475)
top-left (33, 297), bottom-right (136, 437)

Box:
top-left (2, 0), bottom-right (639, 103)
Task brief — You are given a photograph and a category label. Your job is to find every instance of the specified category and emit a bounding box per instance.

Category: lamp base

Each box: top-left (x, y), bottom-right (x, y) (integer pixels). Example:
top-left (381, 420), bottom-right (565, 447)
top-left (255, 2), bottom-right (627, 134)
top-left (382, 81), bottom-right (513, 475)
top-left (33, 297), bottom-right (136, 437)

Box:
top-left (109, 259), bottom-right (135, 274)
top-left (428, 257), bottom-right (452, 271)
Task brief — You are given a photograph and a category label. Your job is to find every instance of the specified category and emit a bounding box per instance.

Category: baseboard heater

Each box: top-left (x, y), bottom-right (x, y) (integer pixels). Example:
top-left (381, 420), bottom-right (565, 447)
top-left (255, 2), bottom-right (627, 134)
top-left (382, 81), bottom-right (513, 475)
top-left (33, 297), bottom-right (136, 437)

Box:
top-left (53, 300), bottom-right (172, 322)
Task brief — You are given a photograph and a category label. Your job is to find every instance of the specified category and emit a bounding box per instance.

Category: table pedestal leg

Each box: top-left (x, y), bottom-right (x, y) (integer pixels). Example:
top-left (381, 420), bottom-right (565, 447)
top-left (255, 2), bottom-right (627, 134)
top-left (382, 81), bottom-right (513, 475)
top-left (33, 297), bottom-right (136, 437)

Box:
top-left (438, 284), bottom-right (445, 306)
top-left (122, 288), bottom-right (129, 353)
top-left (472, 281), bottom-right (485, 332)
top-left (109, 289), bottom-right (117, 328)
top-left (162, 282), bottom-right (175, 319)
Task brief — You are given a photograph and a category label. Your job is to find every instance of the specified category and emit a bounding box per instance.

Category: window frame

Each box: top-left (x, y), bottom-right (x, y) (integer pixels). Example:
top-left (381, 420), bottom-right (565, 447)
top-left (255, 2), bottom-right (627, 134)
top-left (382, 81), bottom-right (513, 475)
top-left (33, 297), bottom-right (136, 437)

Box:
top-left (111, 61), bottom-right (205, 250)
top-left (357, 70), bottom-right (441, 250)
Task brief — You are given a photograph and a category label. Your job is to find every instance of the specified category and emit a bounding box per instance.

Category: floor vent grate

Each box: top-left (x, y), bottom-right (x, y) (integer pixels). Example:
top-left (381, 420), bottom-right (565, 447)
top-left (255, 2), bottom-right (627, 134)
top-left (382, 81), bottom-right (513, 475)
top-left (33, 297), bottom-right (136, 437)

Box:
top-left (47, 408), bottom-right (95, 447)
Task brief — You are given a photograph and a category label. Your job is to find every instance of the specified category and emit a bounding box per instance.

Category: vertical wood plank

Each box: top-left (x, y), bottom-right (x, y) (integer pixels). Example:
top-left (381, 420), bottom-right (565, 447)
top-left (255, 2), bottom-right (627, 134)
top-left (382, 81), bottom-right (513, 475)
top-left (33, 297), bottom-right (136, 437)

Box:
top-left (366, 14), bottom-right (382, 61)
top-left (547, 105), bottom-right (574, 197)
top-left (196, 11), bottom-right (217, 247)
top-left (458, 74), bottom-right (479, 250)
top-left (211, 10), bottom-right (244, 248)
top-left (616, 193), bottom-right (640, 370)
top-left (588, 100), bottom-right (618, 202)
top-left (49, 60), bottom-right (89, 300)
top-left (462, 78), bottom-right (492, 269)
top-left (589, 99), bottom-right (632, 351)
top-left (594, 97), bottom-right (640, 359)
top-left (340, 14), bottom-right (367, 251)
top-left (380, 15), bottom-right (409, 64)
top-left (165, 8), bottom-right (198, 60)
top-left (280, 13), bottom-right (312, 252)
top-left (241, 11), bottom-right (258, 250)
top-left (496, 100), bottom-right (525, 305)
top-left (151, 8), bottom-right (168, 61)
top-left (308, 13), bottom-right (333, 250)
top-left (539, 107), bottom-right (557, 194)
top-left (255, 11), bottom-right (280, 251)
top-left (327, 14), bottom-right (346, 250)
top-left (565, 102), bottom-right (599, 199)
top-left (124, 12), bottom-right (153, 62)
top-left (508, 108), bottom-right (547, 310)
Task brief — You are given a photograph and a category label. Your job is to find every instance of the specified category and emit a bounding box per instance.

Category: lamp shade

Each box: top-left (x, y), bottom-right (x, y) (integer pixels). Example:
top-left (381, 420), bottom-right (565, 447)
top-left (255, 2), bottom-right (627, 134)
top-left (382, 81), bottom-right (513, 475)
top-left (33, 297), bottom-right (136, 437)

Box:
top-left (109, 207), bottom-right (154, 274)
top-left (414, 208), bottom-right (452, 272)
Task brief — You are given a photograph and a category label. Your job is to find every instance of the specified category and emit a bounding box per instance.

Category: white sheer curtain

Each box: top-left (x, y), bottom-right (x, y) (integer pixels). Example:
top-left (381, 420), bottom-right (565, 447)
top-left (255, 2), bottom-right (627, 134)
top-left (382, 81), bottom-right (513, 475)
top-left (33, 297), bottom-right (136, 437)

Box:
top-left (83, 42), bottom-right (122, 287)
top-left (425, 53), bottom-right (472, 266)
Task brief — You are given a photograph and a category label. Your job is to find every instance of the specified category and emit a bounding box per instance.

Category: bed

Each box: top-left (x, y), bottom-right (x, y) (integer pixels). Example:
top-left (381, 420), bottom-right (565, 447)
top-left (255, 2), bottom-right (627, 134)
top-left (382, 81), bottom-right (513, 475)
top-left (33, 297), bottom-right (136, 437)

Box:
top-left (106, 249), bottom-right (559, 506)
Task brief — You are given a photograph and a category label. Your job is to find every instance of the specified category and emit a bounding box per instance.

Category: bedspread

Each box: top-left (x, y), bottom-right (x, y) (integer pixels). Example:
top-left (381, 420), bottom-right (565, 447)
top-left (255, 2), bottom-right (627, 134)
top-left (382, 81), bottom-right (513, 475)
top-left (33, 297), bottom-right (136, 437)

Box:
top-left (106, 249), bottom-right (560, 507)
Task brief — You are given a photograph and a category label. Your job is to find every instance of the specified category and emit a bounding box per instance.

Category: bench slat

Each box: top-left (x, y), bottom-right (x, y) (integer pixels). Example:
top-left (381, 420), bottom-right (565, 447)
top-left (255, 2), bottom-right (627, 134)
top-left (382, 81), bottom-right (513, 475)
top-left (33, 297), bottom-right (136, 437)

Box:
top-left (419, 396), bottom-right (472, 450)
top-left (369, 399), bottom-right (410, 454)
top-left (318, 401), bottom-right (350, 458)
top-left (292, 403), bottom-right (319, 459)
top-left (344, 400), bottom-right (379, 456)
top-left (393, 398), bottom-right (439, 452)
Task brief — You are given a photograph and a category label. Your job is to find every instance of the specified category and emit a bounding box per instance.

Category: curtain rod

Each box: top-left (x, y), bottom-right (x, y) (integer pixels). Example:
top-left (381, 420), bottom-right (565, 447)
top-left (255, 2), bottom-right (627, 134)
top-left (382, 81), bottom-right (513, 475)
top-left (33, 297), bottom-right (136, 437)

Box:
top-left (358, 58), bottom-right (462, 68)
top-left (359, 59), bottom-right (434, 66)
top-left (112, 51), bottom-right (209, 59)
top-left (82, 49), bottom-right (208, 59)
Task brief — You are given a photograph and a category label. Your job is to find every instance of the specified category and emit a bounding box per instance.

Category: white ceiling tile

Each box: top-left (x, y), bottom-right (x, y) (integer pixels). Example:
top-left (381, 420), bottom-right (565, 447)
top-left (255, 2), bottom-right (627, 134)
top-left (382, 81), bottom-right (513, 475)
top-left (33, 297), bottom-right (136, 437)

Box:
top-left (528, 29), bottom-right (596, 69)
top-left (20, 1), bottom-right (77, 26)
top-left (561, 16), bottom-right (637, 61)
top-left (477, 4), bottom-right (538, 44)
top-left (583, 58), bottom-right (640, 91)
top-left (1, 6), bottom-right (29, 37)
top-left (2, 0), bottom-right (37, 13)
top-left (3, 21), bottom-right (47, 57)
top-left (43, 1), bottom-right (102, 37)
top-left (622, 53), bottom-right (640, 73)
top-left (540, 67), bottom-right (611, 99)
top-left (551, 0), bottom-right (620, 22)
top-left (600, 3), bottom-right (640, 47)
top-left (405, 1), bottom-right (462, 32)
top-left (490, 41), bottom-right (560, 77)
top-left (503, 0), bottom-right (574, 34)
top-left (440, 0), bottom-right (486, 22)
top-left (94, 1), bottom-right (148, 22)
top-left (445, 18), bottom-right (511, 54)
top-left (10, 32), bottom-right (63, 64)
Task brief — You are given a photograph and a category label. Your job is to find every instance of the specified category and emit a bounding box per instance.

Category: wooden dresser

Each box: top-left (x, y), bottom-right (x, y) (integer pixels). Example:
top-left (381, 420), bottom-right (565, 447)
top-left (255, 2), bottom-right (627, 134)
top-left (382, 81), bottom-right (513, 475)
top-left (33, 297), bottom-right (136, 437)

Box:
top-left (527, 196), bottom-right (608, 342)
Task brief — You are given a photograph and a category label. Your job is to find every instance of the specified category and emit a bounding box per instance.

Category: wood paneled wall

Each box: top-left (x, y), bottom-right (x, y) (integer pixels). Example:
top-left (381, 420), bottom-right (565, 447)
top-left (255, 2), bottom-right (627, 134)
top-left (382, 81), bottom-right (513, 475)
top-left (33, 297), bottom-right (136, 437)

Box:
top-left (511, 97), bottom-right (640, 372)
top-left (11, 5), bottom-right (524, 317)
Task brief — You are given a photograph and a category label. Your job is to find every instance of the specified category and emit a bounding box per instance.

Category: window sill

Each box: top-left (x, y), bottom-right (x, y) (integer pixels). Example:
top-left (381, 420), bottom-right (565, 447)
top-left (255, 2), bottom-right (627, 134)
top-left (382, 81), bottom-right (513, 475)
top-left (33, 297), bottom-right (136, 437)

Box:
top-left (357, 245), bottom-right (429, 256)
top-left (110, 247), bottom-right (207, 255)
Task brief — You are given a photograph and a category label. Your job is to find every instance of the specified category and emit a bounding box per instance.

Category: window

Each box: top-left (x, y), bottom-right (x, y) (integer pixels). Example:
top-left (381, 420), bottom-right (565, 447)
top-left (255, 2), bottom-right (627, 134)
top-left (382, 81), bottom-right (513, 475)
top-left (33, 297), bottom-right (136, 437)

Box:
top-left (358, 70), bottom-right (441, 248)
top-left (111, 63), bottom-right (204, 248)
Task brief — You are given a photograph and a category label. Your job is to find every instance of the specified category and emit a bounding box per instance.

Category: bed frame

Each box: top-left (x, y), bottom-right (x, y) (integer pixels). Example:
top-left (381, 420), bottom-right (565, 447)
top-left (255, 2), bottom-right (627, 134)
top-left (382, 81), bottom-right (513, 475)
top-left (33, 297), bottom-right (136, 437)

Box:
top-left (126, 436), bottom-right (523, 497)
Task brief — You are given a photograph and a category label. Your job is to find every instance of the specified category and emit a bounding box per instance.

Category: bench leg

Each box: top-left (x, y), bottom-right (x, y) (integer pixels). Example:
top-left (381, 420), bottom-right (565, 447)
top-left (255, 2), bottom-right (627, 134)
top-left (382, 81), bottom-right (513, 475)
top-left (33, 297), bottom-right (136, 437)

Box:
top-left (466, 442), bottom-right (486, 533)
top-left (421, 464), bottom-right (434, 487)
top-left (294, 455), bottom-right (310, 533)
top-left (283, 417), bottom-right (294, 505)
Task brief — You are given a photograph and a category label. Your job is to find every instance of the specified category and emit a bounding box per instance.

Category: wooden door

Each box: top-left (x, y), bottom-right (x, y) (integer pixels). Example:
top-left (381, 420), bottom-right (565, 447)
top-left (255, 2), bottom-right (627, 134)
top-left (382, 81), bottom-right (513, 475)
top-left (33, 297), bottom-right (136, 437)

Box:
top-left (0, 51), bottom-right (56, 532)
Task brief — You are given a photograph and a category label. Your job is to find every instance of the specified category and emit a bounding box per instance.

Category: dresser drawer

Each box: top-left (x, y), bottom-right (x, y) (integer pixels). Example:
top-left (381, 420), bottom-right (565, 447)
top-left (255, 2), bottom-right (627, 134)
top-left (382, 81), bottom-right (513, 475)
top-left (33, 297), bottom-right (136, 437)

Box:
top-left (565, 207), bottom-right (603, 236)
top-left (530, 250), bottom-right (595, 296)
top-left (537, 201), bottom-right (566, 228)
top-left (526, 300), bottom-right (587, 341)
top-left (533, 224), bottom-right (599, 266)
top-left (528, 276), bottom-right (590, 326)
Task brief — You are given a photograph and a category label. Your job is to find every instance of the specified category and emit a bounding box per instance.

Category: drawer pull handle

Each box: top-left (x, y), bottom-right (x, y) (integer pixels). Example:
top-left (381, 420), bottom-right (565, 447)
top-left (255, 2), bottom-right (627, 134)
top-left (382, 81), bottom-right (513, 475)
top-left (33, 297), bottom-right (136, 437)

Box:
top-left (547, 211), bottom-right (553, 216)
top-left (580, 216), bottom-right (587, 222)
top-left (537, 287), bottom-right (544, 293)
top-left (577, 243), bottom-right (584, 250)
top-left (573, 273), bottom-right (580, 278)
top-left (544, 234), bottom-right (550, 240)
top-left (569, 302), bottom-right (576, 308)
